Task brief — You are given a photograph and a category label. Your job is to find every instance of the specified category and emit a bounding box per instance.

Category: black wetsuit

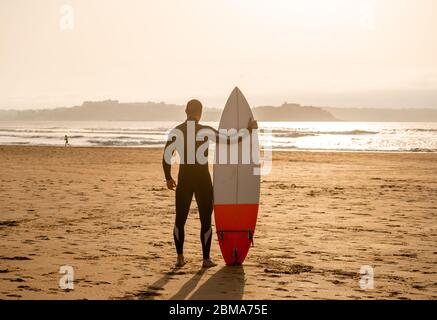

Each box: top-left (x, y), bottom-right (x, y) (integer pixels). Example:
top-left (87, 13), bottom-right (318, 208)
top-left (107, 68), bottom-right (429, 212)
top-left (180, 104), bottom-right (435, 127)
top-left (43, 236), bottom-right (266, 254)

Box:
top-left (162, 120), bottom-right (218, 260)
top-left (163, 119), bottom-right (250, 260)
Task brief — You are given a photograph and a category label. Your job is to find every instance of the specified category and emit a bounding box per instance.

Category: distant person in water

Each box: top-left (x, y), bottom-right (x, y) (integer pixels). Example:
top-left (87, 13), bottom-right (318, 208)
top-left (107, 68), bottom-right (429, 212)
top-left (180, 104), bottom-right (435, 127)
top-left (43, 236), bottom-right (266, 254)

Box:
top-left (64, 135), bottom-right (70, 147)
top-left (162, 99), bottom-right (257, 268)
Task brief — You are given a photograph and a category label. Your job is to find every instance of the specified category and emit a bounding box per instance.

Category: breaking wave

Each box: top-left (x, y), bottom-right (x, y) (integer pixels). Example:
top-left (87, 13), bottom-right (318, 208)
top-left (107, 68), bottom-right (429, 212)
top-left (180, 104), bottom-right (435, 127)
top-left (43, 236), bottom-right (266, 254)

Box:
top-left (86, 139), bottom-right (164, 146)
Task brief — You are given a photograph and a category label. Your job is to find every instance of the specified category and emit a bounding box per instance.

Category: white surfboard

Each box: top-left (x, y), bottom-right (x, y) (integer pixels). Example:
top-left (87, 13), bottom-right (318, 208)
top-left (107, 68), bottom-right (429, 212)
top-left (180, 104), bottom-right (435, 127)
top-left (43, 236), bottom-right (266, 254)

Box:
top-left (213, 87), bottom-right (260, 265)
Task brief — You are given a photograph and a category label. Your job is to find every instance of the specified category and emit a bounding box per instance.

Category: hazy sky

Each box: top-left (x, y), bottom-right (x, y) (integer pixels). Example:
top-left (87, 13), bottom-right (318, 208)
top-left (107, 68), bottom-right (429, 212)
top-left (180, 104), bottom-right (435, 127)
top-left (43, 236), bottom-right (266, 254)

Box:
top-left (1, 0), bottom-right (436, 109)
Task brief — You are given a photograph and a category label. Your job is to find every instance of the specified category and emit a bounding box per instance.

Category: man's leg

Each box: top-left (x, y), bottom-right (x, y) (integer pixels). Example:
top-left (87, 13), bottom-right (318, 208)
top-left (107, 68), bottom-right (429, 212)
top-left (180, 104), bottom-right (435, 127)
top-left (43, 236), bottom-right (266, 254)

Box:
top-left (194, 175), bottom-right (215, 266)
top-left (174, 181), bottom-right (193, 264)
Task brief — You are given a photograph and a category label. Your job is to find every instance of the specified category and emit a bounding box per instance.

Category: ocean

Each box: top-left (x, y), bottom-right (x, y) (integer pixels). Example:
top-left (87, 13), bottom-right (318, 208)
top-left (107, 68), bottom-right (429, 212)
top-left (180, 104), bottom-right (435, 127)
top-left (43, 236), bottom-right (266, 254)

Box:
top-left (0, 121), bottom-right (436, 152)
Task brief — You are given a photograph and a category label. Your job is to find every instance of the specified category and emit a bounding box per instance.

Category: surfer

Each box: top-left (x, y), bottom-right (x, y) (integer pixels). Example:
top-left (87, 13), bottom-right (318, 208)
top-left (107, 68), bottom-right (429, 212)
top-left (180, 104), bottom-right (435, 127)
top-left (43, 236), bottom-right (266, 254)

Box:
top-left (162, 99), bottom-right (257, 268)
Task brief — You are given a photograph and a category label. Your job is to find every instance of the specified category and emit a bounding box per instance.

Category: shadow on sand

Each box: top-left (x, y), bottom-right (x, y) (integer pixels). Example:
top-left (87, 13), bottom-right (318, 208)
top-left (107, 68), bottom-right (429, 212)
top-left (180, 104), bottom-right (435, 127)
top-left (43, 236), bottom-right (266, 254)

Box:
top-left (171, 265), bottom-right (245, 300)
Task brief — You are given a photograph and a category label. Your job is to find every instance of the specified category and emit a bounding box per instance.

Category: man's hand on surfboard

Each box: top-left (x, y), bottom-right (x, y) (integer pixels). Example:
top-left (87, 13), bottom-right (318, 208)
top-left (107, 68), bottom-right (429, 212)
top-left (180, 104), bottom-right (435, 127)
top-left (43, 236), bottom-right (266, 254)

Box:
top-left (166, 178), bottom-right (177, 191)
top-left (248, 118), bottom-right (258, 130)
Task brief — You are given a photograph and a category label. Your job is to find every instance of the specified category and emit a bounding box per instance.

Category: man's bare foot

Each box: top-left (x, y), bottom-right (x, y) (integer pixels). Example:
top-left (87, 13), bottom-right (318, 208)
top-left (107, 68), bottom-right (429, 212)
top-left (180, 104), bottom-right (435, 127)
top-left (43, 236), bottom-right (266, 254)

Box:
top-left (202, 258), bottom-right (217, 268)
top-left (175, 254), bottom-right (186, 267)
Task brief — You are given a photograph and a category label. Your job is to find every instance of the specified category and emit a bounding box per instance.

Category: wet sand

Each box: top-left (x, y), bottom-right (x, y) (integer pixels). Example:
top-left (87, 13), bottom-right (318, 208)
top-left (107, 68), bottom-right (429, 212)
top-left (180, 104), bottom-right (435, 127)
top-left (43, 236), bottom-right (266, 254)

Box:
top-left (0, 146), bottom-right (436, 299)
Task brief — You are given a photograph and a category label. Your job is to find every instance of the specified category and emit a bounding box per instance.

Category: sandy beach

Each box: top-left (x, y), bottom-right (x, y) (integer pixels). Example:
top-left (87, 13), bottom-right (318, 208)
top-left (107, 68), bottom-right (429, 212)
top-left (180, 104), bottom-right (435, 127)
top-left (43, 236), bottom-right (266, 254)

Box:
top-left (0, 146), bottom-right (436, 300)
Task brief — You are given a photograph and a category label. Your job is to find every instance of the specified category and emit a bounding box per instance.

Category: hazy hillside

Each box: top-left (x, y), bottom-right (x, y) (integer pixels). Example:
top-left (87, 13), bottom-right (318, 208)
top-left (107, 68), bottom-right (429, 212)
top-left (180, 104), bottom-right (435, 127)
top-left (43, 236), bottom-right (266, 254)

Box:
top-left (325, 107), bottom-right (437, 122)
top-left (0, 110), bottom-right (18, 121)
top-left (2, 100), bottom-right (436, 122)
top-left (0, 101), bottom-right (338, 122)
top-left (0, 100), bottom-right (187, 121)
top-left (254, 103), bottom-right (336, 121)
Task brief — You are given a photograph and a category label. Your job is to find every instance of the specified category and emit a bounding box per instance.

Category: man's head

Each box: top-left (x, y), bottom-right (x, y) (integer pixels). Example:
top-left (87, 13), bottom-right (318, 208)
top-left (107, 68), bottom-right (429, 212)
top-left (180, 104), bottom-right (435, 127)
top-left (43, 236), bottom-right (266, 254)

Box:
top-left (185, 99), bottom-right (203, 121)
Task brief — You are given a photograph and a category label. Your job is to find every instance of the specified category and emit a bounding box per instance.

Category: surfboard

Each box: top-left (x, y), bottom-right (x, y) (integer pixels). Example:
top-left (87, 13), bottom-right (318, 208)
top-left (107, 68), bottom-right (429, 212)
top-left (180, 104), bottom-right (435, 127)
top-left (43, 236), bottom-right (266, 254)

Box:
top-left (213, 87), bottom-right (260, 265)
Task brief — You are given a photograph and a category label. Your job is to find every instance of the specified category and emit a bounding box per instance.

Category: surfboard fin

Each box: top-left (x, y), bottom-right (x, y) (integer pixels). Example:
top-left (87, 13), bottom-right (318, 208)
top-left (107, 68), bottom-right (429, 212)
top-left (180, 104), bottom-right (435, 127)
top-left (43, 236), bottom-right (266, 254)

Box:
top-left (217, 229), bottom-right (254, 246)
top-left (248, 229), bottom-right (254, 247)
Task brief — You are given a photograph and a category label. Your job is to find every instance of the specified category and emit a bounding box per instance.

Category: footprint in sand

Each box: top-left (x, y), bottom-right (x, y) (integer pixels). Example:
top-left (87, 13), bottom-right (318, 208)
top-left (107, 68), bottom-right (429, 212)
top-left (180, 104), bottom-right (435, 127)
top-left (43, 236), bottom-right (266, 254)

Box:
top-left (0, 256), bottom-right (32, 261)
top-left (0, 220), bottom-right (19, 227)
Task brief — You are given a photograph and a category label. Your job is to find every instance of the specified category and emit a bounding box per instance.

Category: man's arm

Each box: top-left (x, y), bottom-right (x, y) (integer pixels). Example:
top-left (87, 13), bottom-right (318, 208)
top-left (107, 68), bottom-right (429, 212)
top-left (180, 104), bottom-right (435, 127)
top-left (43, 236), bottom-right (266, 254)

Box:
top-left (162, 138), bottom-right (176, 190)
top-left (208, 118), bottom-right (258, 144)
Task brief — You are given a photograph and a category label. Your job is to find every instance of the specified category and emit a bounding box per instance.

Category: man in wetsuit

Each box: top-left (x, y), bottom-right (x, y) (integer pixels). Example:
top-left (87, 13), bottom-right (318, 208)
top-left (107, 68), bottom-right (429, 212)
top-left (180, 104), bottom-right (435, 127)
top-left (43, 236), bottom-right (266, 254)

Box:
top-left (162, 99), bottom-right (257, 268)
